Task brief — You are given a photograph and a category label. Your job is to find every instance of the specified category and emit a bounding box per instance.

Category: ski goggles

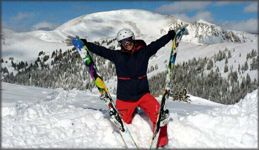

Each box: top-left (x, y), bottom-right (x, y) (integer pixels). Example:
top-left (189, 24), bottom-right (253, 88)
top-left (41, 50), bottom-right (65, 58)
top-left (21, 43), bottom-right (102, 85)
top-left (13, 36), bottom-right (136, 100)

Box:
top-left (119, 37), bottom-right (134, 47)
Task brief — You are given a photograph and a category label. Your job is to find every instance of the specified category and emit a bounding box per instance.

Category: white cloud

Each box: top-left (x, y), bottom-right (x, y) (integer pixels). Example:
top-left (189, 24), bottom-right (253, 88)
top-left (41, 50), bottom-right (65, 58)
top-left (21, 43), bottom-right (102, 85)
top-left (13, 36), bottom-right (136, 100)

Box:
top-left (174, 11), bottom-right (214, 23)
top-left (11, 12), bottom-right (34, 22)
top-left (6, 12), bottom-right (35, 32)
top-left (156, 2), bottom-right (211, 14)
top-left (222, 19), bottom-right (258, 33)
top-left (244, 3), bottom-right (258, 13)
top-left (174, 13), bottom-right (192, 22)
top-left (156, 2), bottom-right (214, 23)
top-left (193, 11), bottom-right (214, 22)
top-left (32, 21), bottom-right (58, 31)
top-left (214, 1), bottom-right (243, 6)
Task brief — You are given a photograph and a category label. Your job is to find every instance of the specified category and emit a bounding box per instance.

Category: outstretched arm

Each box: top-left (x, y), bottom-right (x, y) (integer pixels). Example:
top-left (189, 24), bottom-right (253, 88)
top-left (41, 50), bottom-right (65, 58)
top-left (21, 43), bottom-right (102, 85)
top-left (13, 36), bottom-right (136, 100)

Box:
top-left (146, 30), bottom-right (176, 57)
top-left (81, 39), bottom-right (117, 62)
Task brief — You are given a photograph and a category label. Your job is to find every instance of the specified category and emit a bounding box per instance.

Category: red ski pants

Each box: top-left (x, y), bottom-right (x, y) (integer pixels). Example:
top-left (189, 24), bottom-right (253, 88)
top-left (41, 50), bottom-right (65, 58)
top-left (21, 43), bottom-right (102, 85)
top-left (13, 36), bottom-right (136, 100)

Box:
top-left (116, 93), bottom-right (168, 147)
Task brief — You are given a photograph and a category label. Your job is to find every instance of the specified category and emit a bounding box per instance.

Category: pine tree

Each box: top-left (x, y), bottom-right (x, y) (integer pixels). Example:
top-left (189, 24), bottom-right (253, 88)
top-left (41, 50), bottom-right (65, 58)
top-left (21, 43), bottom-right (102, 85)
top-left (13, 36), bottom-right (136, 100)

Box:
top-left (242, 61), bottom-right (249, 71)
top-left (228, 51), bottom-right (231, 58)
top-left (207, 59), bottom-right (213, 70)
top-left (250, 57), bottom-right (258, 70)
top-left (246, 74), bottom-right (251, 85)
top-left (225, 57), bottom-right (228, 64)
top-left (224, 64), bottom-right (228, 73)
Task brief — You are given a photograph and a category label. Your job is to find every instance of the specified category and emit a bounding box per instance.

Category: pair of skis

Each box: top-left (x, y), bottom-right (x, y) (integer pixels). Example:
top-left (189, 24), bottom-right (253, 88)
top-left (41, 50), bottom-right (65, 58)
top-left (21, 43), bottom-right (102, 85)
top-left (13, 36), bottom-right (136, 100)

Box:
top-left (66, 37), bottom-right (138, 149)
top-left (150, 24), bottom-right (189, 149)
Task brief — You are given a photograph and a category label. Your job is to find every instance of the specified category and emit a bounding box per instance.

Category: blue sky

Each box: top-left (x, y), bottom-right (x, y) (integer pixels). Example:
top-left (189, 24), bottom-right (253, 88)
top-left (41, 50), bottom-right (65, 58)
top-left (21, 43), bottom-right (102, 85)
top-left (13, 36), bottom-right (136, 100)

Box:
top-left (2, 1), bottom-right (258, 33)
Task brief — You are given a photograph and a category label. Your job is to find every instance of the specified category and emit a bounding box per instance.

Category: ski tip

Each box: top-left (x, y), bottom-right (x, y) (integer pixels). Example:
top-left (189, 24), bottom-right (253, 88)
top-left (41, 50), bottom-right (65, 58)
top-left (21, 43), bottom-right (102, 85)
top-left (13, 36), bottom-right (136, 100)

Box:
top-left (66, 35), bottom-right (74, 39)
top-left (182, 24), bottom-right (189, 28)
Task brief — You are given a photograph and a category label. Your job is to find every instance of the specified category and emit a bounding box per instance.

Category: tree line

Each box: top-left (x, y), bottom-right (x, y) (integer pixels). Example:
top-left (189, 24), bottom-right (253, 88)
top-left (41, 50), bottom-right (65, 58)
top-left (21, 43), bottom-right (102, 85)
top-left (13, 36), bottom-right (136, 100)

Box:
top-left (1, 44), bottom-right (258, 104)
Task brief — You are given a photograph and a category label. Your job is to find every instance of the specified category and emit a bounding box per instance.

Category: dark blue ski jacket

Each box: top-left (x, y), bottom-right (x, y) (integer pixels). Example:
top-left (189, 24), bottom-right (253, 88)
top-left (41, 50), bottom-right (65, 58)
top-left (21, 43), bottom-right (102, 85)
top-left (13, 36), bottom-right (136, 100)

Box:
top-left (83, 30), bottom-right (175, 101)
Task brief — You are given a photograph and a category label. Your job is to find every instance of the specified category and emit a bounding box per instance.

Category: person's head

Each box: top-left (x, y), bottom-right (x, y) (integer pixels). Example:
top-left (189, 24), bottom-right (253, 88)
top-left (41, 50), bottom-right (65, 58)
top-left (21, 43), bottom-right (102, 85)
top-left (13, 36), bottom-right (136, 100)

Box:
top-left (116, 28), bottom-right (135, 51)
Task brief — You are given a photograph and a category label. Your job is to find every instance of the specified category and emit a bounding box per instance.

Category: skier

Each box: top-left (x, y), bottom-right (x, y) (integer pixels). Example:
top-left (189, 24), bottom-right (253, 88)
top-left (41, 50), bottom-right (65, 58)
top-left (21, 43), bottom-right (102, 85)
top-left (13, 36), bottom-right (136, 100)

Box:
top-left (67, 28), bottom-right (175, 147)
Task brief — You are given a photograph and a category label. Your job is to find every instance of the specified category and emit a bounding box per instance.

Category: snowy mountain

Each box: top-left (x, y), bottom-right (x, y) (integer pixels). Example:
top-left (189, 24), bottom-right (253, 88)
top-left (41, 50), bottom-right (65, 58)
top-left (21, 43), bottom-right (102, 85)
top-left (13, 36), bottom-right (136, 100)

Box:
top-left (1, 9), bottom-right (257, 105)
top-left (2, 82), bottom-right (257, 148)
top-left (1, 9), bottom-right (257, 61)
top-left (1, 9), bottom-right (257, 80)
top-left (2, 9), bottom-right (257, 78)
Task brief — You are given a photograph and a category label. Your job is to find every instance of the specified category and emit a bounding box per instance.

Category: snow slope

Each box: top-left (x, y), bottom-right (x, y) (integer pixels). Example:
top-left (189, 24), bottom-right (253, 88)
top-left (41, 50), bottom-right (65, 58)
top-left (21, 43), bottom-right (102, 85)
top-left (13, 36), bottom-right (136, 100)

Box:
top-left (2, 82), bottom-right (257, 148)
top-left (2, 9), bottom-right (256, 61)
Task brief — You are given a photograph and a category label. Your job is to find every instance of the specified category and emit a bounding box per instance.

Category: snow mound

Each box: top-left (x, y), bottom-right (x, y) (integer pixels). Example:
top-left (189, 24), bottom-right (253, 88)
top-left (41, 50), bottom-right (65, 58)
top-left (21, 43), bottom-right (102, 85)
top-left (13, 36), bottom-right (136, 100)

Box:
top-left (2, 82), bottom-right (258, 148)
top-left (170, 90), bottom-right (258, 148)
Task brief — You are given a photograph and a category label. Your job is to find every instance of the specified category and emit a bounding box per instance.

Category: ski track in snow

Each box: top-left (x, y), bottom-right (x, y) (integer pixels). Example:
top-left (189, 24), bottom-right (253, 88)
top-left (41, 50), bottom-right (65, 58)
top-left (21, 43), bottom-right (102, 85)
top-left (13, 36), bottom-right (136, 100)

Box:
top-left (2, 82), bottom-right (258, 148)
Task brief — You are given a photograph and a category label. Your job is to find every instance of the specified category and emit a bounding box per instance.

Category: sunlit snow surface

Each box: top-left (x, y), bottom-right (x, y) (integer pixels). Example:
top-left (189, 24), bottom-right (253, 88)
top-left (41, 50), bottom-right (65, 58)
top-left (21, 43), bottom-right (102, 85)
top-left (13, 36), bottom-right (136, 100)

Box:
top-left (2, 82), bottom-right (257, 148)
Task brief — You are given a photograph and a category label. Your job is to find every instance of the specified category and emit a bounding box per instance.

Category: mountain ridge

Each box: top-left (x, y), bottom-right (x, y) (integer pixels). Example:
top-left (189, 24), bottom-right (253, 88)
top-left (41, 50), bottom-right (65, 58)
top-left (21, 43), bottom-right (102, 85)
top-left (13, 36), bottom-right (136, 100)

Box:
top-left (2, 9), bottom-right (257, 61)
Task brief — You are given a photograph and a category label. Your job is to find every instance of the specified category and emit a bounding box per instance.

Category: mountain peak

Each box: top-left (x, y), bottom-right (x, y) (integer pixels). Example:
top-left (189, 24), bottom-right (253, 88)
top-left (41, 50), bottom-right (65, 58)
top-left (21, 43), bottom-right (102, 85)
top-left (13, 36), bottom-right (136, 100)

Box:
top-left (196, 19), bottom-right (215, 26)
top-left (2, 9), bottom-right (256, 61)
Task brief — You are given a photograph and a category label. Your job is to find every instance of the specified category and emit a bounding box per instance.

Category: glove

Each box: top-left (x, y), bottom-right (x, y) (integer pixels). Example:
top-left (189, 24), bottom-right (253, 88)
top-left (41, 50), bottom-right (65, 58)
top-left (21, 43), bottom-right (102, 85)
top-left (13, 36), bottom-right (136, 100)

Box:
top-left (64, 35), bottom-right (82, 46)
top-left (168, 29), bottom-right (176, 40)
top-left (65, 35), bottom-right (75, 46)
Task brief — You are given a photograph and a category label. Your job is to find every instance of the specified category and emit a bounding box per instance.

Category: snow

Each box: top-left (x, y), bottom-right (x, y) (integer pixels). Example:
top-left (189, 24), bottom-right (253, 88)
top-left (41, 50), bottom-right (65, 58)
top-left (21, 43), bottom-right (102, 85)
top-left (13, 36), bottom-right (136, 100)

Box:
top-left (2, 82), bottom-right (257, 148)
top-left (196, 19), bottom-right (216, 26)
top-left (1, 9), bottom-right (258, 148)
top-left (2, 9), bottom-right (257, 86)
top-left (170, 91), bottom-right (257, 148)
top-left (2, 9), bottom-right (257, 62)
